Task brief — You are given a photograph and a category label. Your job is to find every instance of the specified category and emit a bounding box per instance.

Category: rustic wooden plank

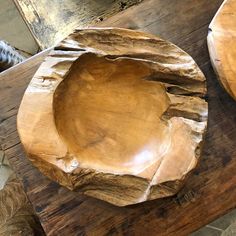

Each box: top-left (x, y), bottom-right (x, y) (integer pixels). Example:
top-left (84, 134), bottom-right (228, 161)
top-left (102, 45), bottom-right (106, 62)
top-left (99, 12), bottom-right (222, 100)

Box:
top-left (2, 0), bottom-right (235, 235)
top-left (14, 0), bottom-right (142, 49)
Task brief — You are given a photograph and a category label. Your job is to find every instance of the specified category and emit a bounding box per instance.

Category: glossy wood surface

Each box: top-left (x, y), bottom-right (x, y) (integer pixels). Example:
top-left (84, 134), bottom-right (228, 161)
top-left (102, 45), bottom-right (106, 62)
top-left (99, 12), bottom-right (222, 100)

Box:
top-left (208, 0), bottom-right (236, 100)
top-left (17, 28), bottom-right (207, 206)
top-left (2, 0), bottom-right (236, 235)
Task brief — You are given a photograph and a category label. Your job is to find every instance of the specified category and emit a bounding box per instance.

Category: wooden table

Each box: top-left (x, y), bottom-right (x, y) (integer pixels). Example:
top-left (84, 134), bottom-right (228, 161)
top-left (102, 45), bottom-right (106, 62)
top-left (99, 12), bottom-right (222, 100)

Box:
top-left (14, 0), bottom-right (141, 49)
top-left (1, 0), bottom-right (236, 235)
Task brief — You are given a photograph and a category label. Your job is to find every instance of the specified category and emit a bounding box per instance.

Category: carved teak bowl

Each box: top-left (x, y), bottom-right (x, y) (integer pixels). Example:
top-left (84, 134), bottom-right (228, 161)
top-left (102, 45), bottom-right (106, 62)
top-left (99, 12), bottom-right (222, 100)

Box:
top-left (17, 28), bottom-right (208, 206)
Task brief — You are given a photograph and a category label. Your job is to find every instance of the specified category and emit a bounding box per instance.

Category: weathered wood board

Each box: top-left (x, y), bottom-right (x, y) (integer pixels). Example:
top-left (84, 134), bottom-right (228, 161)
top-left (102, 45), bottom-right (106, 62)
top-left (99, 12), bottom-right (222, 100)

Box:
top-left (208, 0), bottom-right (236, 100)
top-left (14, 0), bottom-right (142, 49)
top-left (2, 0), bottom-right (236, 235)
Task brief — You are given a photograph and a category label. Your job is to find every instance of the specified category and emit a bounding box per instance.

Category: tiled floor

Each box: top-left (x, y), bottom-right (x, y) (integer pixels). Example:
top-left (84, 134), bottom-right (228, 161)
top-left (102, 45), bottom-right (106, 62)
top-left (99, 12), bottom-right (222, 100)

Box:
top-left (0, 0), bottom-right (39, 55)
top-left (0, 150), bottom-right (13, 190)
top-left (0, 1), bottom-right (236, 235)
top-left (191, 209), bottom-right (236, 235)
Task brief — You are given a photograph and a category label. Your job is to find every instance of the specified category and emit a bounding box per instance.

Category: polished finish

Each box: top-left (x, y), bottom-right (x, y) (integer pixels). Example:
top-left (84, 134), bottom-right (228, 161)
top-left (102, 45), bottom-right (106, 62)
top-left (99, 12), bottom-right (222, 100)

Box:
top-left (17, 28), bottom-right (207, 206)
top-left (208, 0), bottom-right (236, 100)
top-left (2, 0), bottom-right (235, 235)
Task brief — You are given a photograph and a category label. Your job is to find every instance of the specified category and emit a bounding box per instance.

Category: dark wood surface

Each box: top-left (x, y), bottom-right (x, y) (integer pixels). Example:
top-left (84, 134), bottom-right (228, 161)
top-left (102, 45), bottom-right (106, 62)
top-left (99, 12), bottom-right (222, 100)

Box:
top-left (14, 0), bottom-right (142, 49)
top-left (2, 0), bottom-right (236, 235)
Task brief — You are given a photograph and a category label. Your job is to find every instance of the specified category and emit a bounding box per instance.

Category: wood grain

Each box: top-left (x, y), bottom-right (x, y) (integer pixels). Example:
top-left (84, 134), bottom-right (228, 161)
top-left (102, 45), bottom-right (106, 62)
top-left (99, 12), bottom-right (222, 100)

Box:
top-left (14, 0), bottom-right (142, 49)
top-left (0, 174), bottom-right (44, 236)
top-left (208, 0), bottom-right (236, 100)
top-left (17, 28), bottom-right (207, 206)
top-left (2, 0), bottom-right (235, 235)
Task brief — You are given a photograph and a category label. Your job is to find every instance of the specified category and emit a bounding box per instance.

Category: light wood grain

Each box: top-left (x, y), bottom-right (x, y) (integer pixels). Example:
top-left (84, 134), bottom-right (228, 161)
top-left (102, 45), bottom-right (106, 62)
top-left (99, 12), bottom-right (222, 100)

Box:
top-left (208, 0), bottom-right (236, 100)
top-left (17, 28), bottom-right (207, 206)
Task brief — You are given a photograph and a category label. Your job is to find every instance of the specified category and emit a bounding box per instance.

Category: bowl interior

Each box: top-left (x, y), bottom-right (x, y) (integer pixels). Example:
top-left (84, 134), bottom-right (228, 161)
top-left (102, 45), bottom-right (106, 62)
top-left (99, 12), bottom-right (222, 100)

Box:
top-left (53, 53), bottom-right (171, 177)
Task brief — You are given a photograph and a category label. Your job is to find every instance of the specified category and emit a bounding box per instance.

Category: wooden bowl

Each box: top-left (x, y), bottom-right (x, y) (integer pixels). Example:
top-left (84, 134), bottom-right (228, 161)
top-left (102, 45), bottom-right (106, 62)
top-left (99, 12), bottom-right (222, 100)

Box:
top-left (17, 28), bottom-right (208, 206)
top-left (208, 0), bottom-right (236, 100)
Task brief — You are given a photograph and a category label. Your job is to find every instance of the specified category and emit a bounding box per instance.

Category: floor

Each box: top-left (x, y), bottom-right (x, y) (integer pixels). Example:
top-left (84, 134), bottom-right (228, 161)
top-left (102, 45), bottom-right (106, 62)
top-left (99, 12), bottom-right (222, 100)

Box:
top-left (0, 149), bottom-right (13, 189)
top-left (0, 0), bottom-right (39, 55)
top-left (0, 0), bottom-right (235, 235)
